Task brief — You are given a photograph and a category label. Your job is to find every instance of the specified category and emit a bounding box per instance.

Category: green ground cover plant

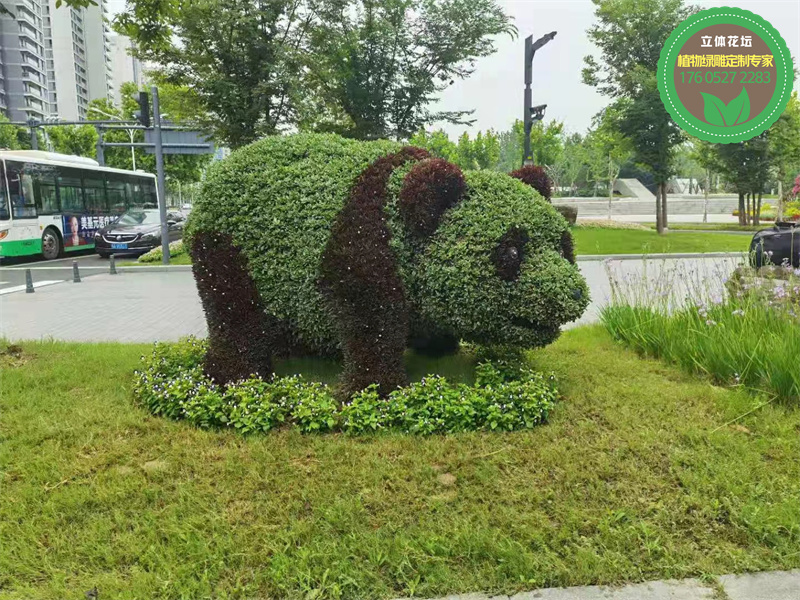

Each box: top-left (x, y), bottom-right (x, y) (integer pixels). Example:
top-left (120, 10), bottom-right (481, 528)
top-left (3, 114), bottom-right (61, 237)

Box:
top-left (1, 327), bottom-right (798, 599)
top-left (137, 240), bottom-right (187, 263)
top-left (133, 338), bottom-right (558, 435)
top-left (602, 261), bottom-right (800, 404)
top-left (572, 228), bottom-right (749, 255)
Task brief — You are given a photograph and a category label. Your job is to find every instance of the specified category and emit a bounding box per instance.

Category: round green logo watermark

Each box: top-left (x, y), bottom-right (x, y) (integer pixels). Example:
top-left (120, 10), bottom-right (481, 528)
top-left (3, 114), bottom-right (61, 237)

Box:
top-left (658, 7), bottom-right (793, 143)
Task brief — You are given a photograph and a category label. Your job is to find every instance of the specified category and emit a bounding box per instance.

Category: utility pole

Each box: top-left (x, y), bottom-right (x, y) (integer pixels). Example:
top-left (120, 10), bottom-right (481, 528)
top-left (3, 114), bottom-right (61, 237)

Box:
top-left (151, 85), bottom-right (170, 265)
top-left (523, 31), bottom-right (556, 166)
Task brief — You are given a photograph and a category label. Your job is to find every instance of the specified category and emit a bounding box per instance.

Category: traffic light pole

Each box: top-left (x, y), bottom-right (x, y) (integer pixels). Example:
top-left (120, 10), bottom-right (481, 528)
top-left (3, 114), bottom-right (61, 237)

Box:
top-left (151, 85), bottom-right (170, 266)
top-left (523, 31), bottom-right (556, 166)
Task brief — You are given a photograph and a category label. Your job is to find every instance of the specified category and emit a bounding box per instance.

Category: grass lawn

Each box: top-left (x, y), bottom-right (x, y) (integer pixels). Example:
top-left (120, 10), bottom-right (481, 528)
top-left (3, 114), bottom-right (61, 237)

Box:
top-left (572, 228), bottom-right (749, 255)
top-left (2, 327), bottom-right (798, 599)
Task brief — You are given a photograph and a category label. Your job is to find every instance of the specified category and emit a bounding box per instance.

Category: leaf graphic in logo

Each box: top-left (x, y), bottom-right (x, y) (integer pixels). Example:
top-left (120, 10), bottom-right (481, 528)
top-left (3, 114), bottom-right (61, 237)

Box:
top-left (700, 88), bottom-right (751, 126)
top-left (727, 87), bottom-right (750, 125)
top-left (701, 92), bottom-right (728, 126)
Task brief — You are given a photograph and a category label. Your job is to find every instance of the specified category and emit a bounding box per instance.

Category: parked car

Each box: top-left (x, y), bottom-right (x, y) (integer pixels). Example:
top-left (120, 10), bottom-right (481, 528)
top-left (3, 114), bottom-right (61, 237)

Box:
top-left (749, 222), bottom-right (800, 268)
top-left (94, 208), bottom-right (185, 258)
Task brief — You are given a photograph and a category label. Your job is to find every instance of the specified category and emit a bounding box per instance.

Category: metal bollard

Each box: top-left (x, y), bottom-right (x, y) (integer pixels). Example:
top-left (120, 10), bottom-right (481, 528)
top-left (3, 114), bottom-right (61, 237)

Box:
top-left (72, 260), bottom-right (81, 283)
top-left (109, 254), bottom-right (117, 275)
top-left (25, 268), bottom-right (34, 293)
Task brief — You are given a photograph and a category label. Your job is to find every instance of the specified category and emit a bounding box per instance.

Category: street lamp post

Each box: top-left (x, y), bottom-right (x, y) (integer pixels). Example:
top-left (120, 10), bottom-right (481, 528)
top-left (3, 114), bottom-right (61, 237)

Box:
top-left (88, 106), bottom-right (137, 170)
top-left (523, 31), bottom-right (557, 166)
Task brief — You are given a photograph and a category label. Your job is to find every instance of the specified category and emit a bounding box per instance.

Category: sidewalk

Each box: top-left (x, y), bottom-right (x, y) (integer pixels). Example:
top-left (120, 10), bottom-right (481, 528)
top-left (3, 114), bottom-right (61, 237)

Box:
top-left (0, 271), bottom-right (206, 342)
top-left (401, 569), bottom-right (799, 600)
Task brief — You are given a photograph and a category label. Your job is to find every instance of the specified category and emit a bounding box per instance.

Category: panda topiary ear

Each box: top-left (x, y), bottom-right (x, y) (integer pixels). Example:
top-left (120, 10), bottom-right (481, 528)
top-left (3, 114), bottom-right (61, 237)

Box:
top-left (509, 164), bottom-right (552, 202)
top-left (399, 158), bottom-right (466, 238)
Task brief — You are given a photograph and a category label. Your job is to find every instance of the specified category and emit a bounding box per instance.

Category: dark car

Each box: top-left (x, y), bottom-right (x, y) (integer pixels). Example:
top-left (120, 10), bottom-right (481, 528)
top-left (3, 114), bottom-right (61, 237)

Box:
top-left (749, 221), bottom-right (800, 268)
top-left (94, 208), bottom-right (185, 258)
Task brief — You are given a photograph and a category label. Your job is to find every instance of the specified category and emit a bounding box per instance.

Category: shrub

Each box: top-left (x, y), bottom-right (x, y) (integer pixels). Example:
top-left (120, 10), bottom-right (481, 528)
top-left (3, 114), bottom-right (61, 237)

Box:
top-left (133, 338), bottom-right (559, 435)
top-left (553, 204), bottom-right (578, 225)
top-left (187, 133), bottom-right (588, 392)
top-left (138, 240), bottom-right (186, 263)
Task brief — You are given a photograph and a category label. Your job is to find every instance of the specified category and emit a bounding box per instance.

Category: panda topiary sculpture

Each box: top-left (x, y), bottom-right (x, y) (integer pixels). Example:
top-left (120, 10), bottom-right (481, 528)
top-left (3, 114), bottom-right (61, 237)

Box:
top-left (186, 134), bottom-right (589, 398)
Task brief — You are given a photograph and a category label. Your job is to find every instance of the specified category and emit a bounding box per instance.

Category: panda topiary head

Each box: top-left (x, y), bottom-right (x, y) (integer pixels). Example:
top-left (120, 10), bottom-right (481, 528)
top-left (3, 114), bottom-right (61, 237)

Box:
top-left (397, 166), bottom-right (588, 348)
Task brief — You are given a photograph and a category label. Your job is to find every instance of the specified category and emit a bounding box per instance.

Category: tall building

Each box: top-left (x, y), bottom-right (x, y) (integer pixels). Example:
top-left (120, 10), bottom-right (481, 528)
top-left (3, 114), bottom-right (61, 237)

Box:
top-left (44, 0), bottom-right (113, 120)
top-left (110, 34), bottom-right (145, 106)
top-left (0, 0), bottom-right (113, 122)
top-left (0, 0), bottom-right (49, 121)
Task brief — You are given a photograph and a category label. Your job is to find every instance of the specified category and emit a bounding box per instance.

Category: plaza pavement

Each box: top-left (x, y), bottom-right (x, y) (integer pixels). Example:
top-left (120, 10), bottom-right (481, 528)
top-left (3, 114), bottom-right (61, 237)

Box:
top-left (0, 255), bottom-right (747, 342)
top-left (401, 569), bottom-right (800, 600)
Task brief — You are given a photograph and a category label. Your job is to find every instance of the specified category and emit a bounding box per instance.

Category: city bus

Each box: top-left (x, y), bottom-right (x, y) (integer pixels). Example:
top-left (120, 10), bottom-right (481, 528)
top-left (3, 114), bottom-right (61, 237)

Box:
top-left (0, 150), bottom-right (159, 260)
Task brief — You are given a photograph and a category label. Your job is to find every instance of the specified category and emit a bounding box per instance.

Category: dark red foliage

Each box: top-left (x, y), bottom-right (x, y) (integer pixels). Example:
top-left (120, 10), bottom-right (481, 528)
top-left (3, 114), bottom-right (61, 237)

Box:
top-left (399, 158), bottom-right (466, 237)
top-left (319, 146), bottom-right (430, 398)
top-left (492, 227), bottom-right (530, 281)
top-left (560, 230), bottom-right (576, 264)
top-left (510, 165), bottom-right (552, 201)
top-left (190, 231), bottom-right (276, 384)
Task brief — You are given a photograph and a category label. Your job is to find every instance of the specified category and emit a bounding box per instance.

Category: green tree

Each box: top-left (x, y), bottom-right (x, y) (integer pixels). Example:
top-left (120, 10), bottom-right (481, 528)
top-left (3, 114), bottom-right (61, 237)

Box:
top-left (0, 114), bottom-right (23, 149)
top-left (115, 0), bottom-right (311, 148)
top-left (585, 106), bottom-right (632, 217)
top-left (496, 119), bottom-right (563, 172)
top-left (47, 125), bottom-right (98, 158)
top-left (307, 0), bottom-right (515, 139)
top-left (88, 83), bottom-right (212, 185)
top-left (769, 91), bottom-right (800, 218)
top-left (409, 129), bottom-right (458, 162)
top-left (117, 0), bottom-right (514, 145)
top-left (583, 0), bottom-right (695, 233)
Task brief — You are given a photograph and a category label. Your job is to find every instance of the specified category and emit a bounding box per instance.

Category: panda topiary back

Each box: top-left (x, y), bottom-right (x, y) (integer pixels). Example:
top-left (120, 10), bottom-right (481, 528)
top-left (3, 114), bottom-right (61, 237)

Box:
top-left (186, 133), bottom-right (588, 397)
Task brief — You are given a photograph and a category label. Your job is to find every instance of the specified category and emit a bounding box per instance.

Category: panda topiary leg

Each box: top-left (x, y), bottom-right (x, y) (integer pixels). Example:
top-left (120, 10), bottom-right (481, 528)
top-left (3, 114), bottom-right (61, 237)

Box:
top-left (190, 231), bottom-right (274, 384)
top-left (320, 147), bottom-right (430, 399)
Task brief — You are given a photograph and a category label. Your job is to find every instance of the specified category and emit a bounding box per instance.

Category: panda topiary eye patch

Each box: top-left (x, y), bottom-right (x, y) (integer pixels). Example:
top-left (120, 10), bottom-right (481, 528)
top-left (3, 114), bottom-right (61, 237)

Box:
top-left (492, 227), bottom-right (529, 281)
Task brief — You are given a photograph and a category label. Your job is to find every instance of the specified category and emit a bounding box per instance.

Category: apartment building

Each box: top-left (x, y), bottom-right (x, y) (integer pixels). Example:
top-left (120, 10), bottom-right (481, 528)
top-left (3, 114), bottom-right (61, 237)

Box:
top-left (0, 0), bottom-right (114, 122)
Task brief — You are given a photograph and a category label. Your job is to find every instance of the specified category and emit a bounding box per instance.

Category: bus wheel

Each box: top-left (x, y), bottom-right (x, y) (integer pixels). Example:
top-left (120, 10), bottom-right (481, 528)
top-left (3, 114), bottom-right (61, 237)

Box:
top-left (41, 228), bottom-right (62, 260)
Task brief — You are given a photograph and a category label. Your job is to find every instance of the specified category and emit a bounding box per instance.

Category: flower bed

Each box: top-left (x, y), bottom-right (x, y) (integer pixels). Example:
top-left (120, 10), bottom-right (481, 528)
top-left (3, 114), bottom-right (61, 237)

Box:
top-left (133, 338), bottom-right (559, 435)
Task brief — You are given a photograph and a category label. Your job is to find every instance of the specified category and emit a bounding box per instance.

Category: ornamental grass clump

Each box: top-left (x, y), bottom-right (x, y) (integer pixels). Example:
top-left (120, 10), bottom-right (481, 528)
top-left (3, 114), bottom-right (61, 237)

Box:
top-left (133, 338), bottom-right (558, 435)
top-left (601, 259), bottom-right (800, 404)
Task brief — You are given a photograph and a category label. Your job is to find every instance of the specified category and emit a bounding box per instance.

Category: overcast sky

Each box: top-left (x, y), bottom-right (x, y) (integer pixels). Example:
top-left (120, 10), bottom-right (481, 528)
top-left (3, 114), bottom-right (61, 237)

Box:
top-left (107, 0), bottom-right (800, 137)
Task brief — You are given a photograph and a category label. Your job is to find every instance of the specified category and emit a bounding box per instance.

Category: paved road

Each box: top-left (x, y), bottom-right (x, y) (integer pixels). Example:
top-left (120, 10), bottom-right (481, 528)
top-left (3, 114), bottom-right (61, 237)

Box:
top-left (0, 253), bottom-right (109, 292)
top-left (0, 256), bottom-right (746, 342)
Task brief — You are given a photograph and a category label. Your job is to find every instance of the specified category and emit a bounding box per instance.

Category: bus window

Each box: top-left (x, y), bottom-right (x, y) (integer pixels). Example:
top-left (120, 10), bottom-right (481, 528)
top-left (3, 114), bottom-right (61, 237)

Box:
top-left (58, 169), bottom-right (85, 213)
top-left (84, 176), bottom-right (107, 214)
top-left (0, 162), bottom-right (8, 220)
top-left (142, 179), bottom-right (158, 207)
top-left (7, 161), bottom-right (36, 219)
top-left (33, 168), bottom-right (58, 215)
top-left (106, 175), bottom-right (128, 214)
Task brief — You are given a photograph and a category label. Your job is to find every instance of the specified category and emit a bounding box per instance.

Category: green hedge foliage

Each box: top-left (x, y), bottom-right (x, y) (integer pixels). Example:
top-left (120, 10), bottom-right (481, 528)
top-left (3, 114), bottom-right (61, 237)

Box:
top-left (133, 338), bottom-right (559, 435)
top-left (187, 133), bottom-right (588, 355)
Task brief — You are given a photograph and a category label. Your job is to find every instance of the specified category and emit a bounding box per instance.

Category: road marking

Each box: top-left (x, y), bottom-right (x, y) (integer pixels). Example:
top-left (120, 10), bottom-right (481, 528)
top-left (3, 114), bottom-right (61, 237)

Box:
top-left (0, 280), bottom-right (63, 295)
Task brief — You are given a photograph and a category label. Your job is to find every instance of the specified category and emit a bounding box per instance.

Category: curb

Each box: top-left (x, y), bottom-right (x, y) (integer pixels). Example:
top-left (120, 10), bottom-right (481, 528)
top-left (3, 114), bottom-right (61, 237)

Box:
top-left (577, 252), bottom-right (746, 261)
top-left (1, 264), bottom-right (193, 272)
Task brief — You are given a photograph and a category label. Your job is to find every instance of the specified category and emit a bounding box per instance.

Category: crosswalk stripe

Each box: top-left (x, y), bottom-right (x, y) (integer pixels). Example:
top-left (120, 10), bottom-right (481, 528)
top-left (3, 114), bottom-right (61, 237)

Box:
top-left (0, 280), bottom-right (63, 295)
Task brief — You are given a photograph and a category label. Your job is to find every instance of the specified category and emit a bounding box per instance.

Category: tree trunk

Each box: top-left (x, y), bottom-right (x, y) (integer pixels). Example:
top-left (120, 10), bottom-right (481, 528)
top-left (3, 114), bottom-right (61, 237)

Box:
top-left (738, 192), bottom-right (746, 226)
top-left (660, 183), bottom-right (668, 230)
top-left (777, 180), bottom-right (784, 221)
top-left (703, 169), bottom-right (710, 223)
top-left (745, 193), bottom-right (751, 225)
top-left (655, 183), bottom-right (664, 234)
top-left (755, 192), bottom-right (762, 226)
top-left (688, 177), bottom-right (693, 195)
